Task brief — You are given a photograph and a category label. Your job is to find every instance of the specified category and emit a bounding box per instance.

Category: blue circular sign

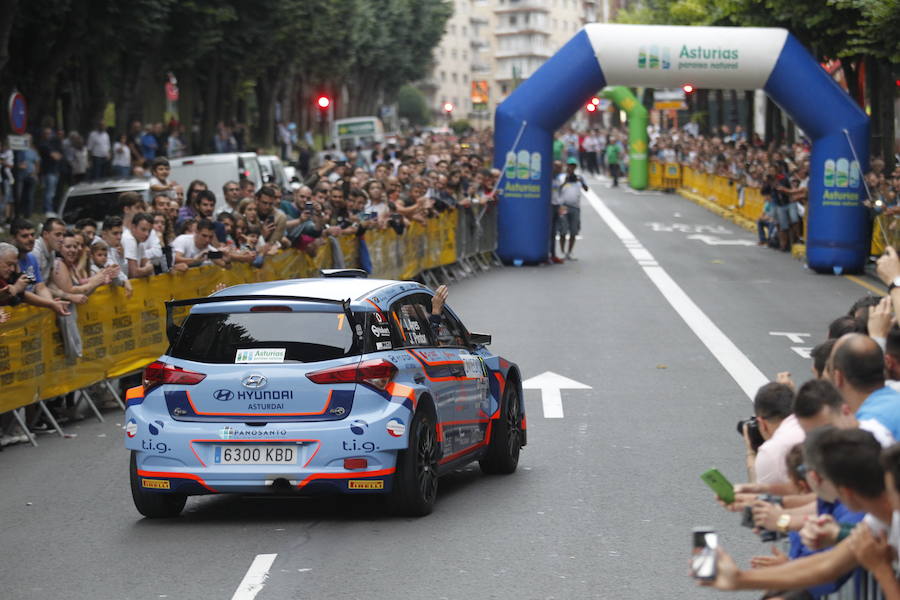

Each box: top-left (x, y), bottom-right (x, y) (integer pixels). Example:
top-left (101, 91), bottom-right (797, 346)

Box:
top-left (9, 92), bottom-right (27, 134)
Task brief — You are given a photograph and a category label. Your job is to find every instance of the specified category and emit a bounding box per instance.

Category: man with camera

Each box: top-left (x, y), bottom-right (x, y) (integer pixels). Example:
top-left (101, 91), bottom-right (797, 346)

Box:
top-left (170, 219), bottom-right (229, 268)
top-left (557, 158), bottom-right (589, 261)
top-left (742, 382), bottom-right (806, 486)
top-left (3, 222), bottom-right (69, 315)
top-left (254, 186), bottom-right (287, 249)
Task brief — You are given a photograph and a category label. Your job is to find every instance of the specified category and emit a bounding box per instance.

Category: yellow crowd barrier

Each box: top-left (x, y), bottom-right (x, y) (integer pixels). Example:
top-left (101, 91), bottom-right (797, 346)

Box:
top-left (651, 161), bottom-right (767, 224)
top-left (0, 210), bottom-right (459, 414)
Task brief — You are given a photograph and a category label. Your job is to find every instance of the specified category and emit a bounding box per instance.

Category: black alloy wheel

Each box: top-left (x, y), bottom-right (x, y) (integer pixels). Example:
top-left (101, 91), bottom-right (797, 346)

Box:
top-left (389, 408), bottom-right (439, 516)
top-left (479, 382), bottom-right (522, 475)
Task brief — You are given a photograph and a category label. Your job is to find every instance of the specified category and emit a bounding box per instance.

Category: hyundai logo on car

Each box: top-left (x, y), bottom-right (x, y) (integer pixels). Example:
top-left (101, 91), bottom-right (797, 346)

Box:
top-left (213, 389), bottom-right (234, 402)
top-left (241, 374), bottom-right (267, 389)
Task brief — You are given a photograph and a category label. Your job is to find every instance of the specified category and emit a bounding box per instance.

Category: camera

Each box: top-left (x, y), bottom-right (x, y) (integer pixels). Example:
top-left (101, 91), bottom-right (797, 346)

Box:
top-left (741, 494), bottom-right (783, 542)
top-left (388, 213), bottom-right (405, 235)
top-left (207, 250), bottom-right (224, 260)
top-left (737, 416), bottom-right (766, 453)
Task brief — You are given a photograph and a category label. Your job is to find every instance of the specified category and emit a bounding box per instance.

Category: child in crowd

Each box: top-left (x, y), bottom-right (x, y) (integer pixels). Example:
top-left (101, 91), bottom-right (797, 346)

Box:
top-left (90, 240), bottom-right (132, 298)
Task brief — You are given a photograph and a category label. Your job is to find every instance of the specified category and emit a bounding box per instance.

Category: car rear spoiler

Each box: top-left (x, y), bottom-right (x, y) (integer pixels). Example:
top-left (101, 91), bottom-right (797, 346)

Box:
top-left (164, 295), bottom-right (360, 346)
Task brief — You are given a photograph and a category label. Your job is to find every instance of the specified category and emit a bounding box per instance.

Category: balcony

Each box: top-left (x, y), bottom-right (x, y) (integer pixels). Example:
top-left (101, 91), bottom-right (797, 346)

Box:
top-left (470, 15), bottom-right (489, 26)
top-left (495, 48), bottom-right (552, 59)
top-left (471, 61), bottom-right (491, 73)
top-left (494, 0), bottom-right (550, 14)
top-left (494, 25), bottom-right (551, 36)
top-left (470, 38), bottom-right (488, 49)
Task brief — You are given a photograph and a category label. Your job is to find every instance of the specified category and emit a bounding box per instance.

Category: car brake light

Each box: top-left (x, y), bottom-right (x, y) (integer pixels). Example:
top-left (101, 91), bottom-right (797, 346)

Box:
top-left (250, 305), bottom-right (292, 312)
top-left (344, 458), bottom-right (368, 469)
top-left (143, 360), bottom-right (206, 391)
top-left (306, 359), bottom-right (397, 390)
top-left (182, 160), bottom-right (194, 165)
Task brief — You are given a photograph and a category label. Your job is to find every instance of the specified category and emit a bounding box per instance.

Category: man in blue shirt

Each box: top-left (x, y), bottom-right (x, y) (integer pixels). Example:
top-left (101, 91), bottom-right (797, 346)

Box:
top-left (830, 333), bottom-right (900, 440)
top-left (6, 218), bottom-right (69, 315)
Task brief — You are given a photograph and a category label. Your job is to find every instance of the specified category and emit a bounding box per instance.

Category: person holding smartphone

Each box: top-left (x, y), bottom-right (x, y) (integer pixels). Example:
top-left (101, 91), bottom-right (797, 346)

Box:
top-left (0, 240), bottom-right (69, 315)
top-left (170, 219), bottom-right (229, 268)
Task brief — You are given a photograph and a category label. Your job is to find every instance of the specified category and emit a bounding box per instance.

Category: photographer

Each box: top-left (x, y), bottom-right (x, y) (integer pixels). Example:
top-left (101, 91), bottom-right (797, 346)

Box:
top-left (744, 382), bottom-right (806, 486)
top-left (254, 186), bottom-right (287, 249)
top-left (8, 219), bottom-right (70, 315)
top-left (0, 240), bottom-right (69, 315)
top-left (170, 219), bottom-right (229, 268)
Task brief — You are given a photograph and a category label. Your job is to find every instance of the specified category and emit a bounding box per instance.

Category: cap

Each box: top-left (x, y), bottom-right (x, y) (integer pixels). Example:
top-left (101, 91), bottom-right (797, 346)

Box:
top-left (566, 157), bottom-right (577, 165)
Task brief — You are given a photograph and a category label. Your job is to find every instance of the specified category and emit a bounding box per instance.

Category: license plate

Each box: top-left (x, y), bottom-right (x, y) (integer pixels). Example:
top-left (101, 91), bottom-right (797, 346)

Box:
top-left (213, 445), bottom-right (297, 465)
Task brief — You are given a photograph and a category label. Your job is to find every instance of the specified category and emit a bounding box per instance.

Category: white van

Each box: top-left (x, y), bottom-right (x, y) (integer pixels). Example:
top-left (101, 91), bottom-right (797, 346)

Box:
top-left (169, 152), bottom-right (263, 211)
top-left (257, 155), bottom-right (291, 190)
top-left (332, 116), bottom-right (385, 153)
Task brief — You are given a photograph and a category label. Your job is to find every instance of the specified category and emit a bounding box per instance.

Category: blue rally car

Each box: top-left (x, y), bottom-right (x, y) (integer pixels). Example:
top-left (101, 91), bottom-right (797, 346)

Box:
top-left (124, 273), bottom-right (525, 517)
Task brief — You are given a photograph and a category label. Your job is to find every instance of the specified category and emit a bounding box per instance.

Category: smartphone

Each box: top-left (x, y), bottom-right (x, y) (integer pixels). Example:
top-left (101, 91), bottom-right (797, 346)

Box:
top-left (207, 250), bottom-right (224, 259)
top-left (265, 215), bottom-right (275, 224)
top-left (700, 468), bottom-right (735, 505)
top-left (691, 528), bottom-right (718, 581)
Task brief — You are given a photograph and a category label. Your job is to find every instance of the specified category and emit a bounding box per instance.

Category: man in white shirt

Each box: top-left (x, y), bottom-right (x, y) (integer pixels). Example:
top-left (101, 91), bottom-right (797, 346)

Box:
top-left (170, 219), bottom-right (228, 268)
top-left (745, 382), bottom-right (806, 486)
top-left (86, 121), bottom-right (110, 180)
top-left (122, 213), bottom-right (154, 279)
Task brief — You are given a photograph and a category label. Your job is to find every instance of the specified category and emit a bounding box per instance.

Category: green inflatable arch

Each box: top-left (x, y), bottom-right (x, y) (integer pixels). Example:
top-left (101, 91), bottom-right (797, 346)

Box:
top-left (600, 86), bottom-right (648, 190)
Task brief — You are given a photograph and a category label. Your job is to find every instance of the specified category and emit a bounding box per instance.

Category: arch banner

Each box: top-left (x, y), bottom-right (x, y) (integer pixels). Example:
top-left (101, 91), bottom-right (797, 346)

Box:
top-left (494, 24), bottom-right (869, 273)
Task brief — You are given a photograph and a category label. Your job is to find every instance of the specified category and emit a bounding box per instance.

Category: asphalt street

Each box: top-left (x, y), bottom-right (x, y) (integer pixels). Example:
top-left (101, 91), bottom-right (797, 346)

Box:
top-left (0, 178), bottom-right (881, 600)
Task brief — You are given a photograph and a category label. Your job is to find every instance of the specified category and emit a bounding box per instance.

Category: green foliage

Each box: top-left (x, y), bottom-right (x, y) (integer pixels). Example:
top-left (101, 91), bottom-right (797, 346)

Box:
top-left (0, 0), bottom-right (452, 144)
top-left (450, 119), bottom-right (472, 135)
top-left (830, 0), bottom-right (900, 62)
top-left (397, 84), bottom-right (430, 126)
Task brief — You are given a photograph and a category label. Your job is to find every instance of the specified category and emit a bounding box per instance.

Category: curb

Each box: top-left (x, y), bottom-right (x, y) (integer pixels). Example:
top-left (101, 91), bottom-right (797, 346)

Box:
top-left (675, 187), bottom-right (807, 261)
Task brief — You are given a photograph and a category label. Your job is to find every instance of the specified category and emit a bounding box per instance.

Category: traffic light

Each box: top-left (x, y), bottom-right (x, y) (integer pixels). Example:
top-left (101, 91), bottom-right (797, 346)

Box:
top-left (443, 102), bottom-right (454, 114)
top-left (682, 83), bottom-right (695, 95)
top-left (591, 97), bottom-right (600, 106)
top-left (586, 103), bottom-right (597, 113)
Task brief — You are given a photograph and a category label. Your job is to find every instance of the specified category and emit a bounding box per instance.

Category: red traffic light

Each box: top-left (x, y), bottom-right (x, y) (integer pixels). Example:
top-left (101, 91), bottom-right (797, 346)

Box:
top-left (586, 103), bottom-right (597, 112)
top-left (591, 97), bottom-right (600, 106)
top-left (316, 96), bottom-right (331, 109)
top-left (682, 84), bottom-right (695, 94)
top-left (443, 102), bottom-right (454, 113)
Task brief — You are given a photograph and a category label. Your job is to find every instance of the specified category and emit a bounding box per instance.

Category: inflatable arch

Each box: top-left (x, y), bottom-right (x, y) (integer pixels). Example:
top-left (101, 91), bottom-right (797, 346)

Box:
top-left (601, 86), bottom-right (649, 190)
top-left (494, 24), bottom-right (870, 273)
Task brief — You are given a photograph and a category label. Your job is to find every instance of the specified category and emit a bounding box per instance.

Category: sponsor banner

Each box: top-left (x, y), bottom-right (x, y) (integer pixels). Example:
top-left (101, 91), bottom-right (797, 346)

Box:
top-left (141, 478), bottom-right (171, 489)
top-left (0, 211), bottom-right (462, 413)
top-left (584, 24), bottom-right (788, 90)
top-left (348, 480), bottom-right (384, 490)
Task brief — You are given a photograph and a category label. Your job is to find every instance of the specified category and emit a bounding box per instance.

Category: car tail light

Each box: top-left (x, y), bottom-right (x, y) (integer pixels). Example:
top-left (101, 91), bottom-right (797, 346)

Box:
top-left (143, 360), bottom-right (206, 392)
top-left (306, 359), bottom-right (397, 390)
top-left (344, 458), bottom-right (368, 470)
top-left (250, 305), bottom-right (292, 312)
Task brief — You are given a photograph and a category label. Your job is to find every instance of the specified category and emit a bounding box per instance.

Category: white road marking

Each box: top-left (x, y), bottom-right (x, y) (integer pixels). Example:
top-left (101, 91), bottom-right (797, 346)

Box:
top-left (583, 188), bottom-right (768, 401)
top-left (686, 234), bottom-right (757, 246)
top-left (231, 554), bottom-right (278, 600)
top-left (769, 331), bottom-right (811, 344)
top-left (792, 347), bottom-right (813, 359)
top-left (522, 371), bottom-right (592, 418)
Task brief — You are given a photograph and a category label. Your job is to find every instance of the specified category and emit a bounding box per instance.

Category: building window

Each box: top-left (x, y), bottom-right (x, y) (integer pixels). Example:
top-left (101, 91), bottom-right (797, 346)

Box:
top-left (463, 74), bottom-right (469, 83)
top-left (441, 71), bottom-right (446, 82)
top-left (509, 15), bottom-right (517, 26)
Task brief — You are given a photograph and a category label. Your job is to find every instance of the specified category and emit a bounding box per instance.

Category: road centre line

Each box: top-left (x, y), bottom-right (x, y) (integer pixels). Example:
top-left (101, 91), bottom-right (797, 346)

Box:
top-left (583, 188), bottom-right (769, 401)
top-left (231, 553), bottom-right (278, 600)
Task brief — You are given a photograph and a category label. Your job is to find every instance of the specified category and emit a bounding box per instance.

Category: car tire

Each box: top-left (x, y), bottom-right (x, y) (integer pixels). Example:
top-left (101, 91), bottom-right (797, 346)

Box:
top-left (479, 381), bottom-right (522, 475)
top-left (129, 451), bottom-right (187, 518)
top-left (388, 408), bottom-right (439, 517)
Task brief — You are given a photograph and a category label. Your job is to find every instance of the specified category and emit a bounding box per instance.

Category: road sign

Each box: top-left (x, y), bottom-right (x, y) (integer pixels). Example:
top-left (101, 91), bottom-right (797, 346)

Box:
top-left (7, 135), bottom-right (28, 151)
top-left (8, 92), bottom-right (27, 134)
top-left (522, 371), bottom-right (591, 419)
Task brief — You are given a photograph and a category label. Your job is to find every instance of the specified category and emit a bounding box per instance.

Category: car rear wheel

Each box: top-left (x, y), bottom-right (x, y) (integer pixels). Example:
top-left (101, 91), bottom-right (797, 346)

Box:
top-left (129, 451), bottom-right (187, 518)
top-left (388, 409), bottom-right (439, 517)
top-left (479, 382), bottom-right (522, 475)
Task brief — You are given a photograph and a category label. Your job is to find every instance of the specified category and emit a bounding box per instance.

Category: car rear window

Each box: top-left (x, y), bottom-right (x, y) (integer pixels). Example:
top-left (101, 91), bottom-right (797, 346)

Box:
top-left (169, 312), bottom-right (359, 364)
top-left (63, 191), bottom-right (132, 224)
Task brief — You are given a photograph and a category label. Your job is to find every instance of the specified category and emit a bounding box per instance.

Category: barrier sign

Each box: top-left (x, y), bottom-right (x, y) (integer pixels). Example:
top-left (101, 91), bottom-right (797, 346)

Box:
top-left (8, 135), bottom-right (29, 150)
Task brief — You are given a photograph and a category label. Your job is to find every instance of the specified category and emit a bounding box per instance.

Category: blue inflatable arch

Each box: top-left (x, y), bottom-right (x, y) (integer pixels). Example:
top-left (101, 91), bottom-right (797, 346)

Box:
top-left (494, 24), bottom-right (870, 273)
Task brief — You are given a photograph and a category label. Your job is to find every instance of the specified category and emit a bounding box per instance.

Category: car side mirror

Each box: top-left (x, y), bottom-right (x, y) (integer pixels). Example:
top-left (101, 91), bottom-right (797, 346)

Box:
top-left (469, 332), bottom-right (491, 346)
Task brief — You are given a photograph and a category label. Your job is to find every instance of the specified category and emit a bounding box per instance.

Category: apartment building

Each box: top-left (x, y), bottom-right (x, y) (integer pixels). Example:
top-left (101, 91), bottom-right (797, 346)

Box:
top-left (422, 0), bottom-right (605, 126)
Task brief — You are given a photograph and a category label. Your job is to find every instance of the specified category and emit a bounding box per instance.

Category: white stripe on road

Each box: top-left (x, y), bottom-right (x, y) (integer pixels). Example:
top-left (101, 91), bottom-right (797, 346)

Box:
top-left (583, 188), bottom-right (769, 401)
top-left (231, 554), bottom-right (278, 600)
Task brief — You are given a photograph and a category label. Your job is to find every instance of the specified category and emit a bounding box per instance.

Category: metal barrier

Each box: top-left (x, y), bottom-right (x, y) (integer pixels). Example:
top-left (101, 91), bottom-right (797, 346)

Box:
top-left (824, 569), bottom-right (881, 600)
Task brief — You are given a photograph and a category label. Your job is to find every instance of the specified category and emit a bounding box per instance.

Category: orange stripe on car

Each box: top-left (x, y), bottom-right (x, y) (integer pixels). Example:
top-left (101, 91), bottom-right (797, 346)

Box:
top-left (137, 469), bottom-right (217, 492)
top-left (296, 467), bottom-right (396, 489)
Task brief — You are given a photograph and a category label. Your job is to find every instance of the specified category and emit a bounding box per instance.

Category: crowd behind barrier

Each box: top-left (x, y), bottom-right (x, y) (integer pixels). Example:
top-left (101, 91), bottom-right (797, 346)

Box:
top-left (0, 128), bottom-right (502, 447)
top-left (647, 126), bottom-right (900, 258)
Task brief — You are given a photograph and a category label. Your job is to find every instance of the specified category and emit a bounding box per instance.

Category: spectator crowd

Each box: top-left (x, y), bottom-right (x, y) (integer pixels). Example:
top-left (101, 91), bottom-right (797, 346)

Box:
top-left (688, 246), bottom-right (900, 598)
top-left (0, 129), bottom-right (498, 445)
top-left (649, 124), bottom-right (900, 254)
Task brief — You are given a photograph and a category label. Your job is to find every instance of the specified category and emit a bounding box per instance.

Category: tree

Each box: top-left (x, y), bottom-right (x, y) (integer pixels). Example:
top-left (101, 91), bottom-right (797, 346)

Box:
top-left (398, 84), bottom-right (430, 125)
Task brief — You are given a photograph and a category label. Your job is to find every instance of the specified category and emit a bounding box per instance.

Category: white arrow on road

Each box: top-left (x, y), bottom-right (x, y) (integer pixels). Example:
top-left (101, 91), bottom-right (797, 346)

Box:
top-left (522, 371), bottom-right (592, 419)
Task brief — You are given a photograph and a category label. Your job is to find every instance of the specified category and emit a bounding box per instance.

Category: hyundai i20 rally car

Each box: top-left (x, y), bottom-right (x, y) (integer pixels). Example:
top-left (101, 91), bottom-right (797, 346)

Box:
top-left (125, 274), bottom-right (525, 518)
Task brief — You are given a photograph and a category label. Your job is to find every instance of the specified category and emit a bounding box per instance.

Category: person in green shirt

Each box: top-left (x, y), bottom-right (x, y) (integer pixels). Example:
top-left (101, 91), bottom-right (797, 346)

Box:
top-left (605, 140), bottom-right (621, 187)
top-left (552, 137), bottom-right (564, 162)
